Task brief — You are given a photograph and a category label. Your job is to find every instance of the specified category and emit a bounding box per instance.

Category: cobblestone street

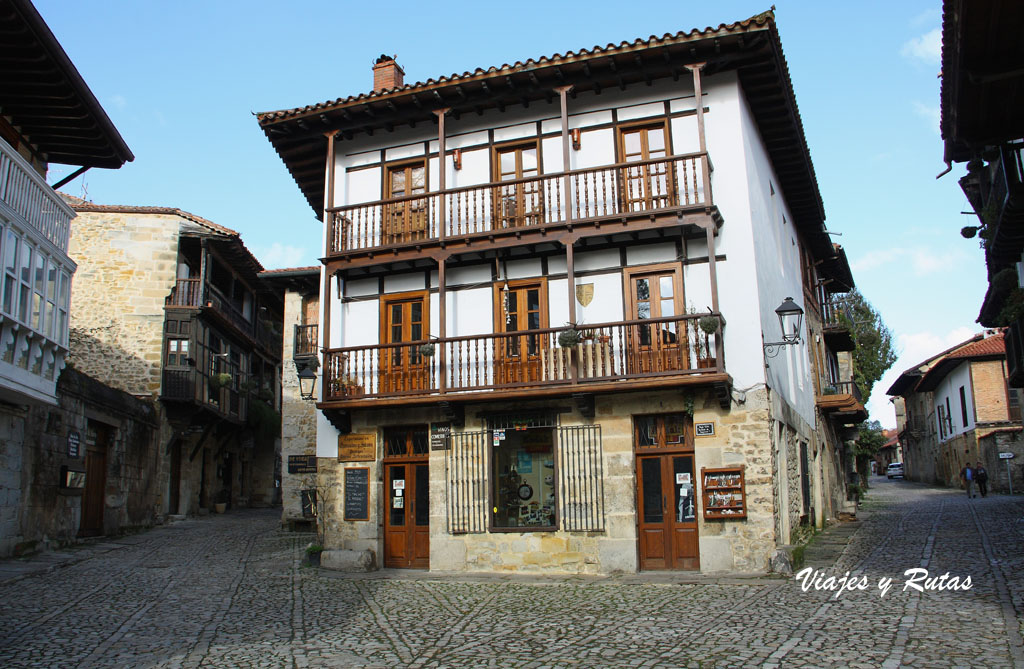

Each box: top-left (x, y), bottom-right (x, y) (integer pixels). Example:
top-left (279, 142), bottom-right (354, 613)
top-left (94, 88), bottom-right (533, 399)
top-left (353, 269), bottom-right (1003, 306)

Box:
top-left (0, 478), bottom-right (1021, 668)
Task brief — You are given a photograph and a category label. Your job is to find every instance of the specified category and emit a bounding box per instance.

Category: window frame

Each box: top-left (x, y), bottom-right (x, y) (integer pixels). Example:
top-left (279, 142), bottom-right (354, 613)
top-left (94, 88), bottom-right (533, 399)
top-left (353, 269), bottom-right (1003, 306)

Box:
top-left (489, 426), bottom-right (558, 533)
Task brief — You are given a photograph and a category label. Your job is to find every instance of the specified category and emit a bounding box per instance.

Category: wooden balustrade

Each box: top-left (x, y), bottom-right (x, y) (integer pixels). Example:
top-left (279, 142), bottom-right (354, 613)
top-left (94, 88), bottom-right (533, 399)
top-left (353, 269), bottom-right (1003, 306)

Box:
top-left (166, 278), bottom-right (202, 307)
top-left (293, 324), bottom-right (319, 358)
top-left (322, 314), bottom-right (722, 402)
top-left (327, 152), bottom-right (710, 254)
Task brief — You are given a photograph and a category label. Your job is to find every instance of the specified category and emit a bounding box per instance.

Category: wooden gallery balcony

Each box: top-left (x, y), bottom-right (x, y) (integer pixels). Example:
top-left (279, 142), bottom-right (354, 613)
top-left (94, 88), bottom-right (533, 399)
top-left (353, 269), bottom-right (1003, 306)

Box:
top-left (162, 368), bottom-right (249, 424)
top-left (325, 153), bottom-right (719, 267)
top-left (816, 379), bottom-right (867, 422)
top-left (321, 313), bottom-right (730, 410)
top-left (820, 294), bottom-right (854, 351)
top-left (166, 279), bottom-right (282, 357)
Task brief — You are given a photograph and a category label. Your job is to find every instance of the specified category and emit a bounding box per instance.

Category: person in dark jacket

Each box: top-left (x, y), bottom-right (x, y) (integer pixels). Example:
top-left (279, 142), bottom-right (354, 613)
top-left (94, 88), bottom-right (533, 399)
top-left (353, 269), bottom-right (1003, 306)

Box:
top-left (961, 464), bottom-right (975, 498)
top-left (975, 462), bottom-right (988, 498)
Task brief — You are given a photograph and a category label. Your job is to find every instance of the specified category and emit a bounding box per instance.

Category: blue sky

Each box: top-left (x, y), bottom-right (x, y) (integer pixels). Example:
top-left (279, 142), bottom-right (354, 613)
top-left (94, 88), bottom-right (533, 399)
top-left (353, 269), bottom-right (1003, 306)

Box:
top-left (37, 1), bottom-right (983, 428)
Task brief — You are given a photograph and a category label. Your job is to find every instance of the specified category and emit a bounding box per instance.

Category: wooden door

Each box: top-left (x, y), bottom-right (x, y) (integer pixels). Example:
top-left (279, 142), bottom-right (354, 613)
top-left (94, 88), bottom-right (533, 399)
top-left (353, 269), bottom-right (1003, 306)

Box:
top-left (619, 124), bottom-right (672, 213)
top-left (80, 422), bottom-right (110, 537)
top-left (169, 440), bottom-right (181, 515)
top-left (385, 162), bottom-right (428, 243)
top-left (380, 293), bottom-right (430, 394)
top-left (383, 461), bottom-right (430, 568)
top-left (624, 267), bottom-right (685, 374)
top-left (495, 143), bottom-right (541, 228)
top-left (495, 280), bottom-right (547, 385)
top-left (636, 453), bottom-right (698, 570)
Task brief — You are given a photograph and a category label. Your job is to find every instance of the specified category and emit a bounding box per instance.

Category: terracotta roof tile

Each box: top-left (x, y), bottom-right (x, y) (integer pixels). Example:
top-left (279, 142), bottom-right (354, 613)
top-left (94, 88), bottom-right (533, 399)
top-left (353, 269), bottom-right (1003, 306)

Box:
top-left (947, 331), bottom-right (1005, 358)
top-left (62, 196), bottom-right (239, 237)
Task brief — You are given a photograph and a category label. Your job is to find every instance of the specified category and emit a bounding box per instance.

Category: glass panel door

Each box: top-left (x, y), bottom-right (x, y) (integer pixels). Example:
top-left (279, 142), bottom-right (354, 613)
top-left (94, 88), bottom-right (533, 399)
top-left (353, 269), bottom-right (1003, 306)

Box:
top-left (385, 163), bottom-right (428, 242)
top-left (620, 125), bottom-right (671, 213)
top-left (381, 295), bottom-right (429, 394)
top-left (496, 144), bottom-right (541, 228)
top-left (626, 269), bottom-right (684, 374)
top-left (497, 282), bottom-right (547, 385)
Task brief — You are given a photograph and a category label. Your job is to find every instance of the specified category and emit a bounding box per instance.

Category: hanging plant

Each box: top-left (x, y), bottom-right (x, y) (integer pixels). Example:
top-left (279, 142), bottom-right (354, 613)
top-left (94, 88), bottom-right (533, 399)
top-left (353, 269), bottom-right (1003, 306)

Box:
top-left (960, 226), bottom-right (978, 239)
top-left (558, 328), bottom-right (582, 348)
top-left (209, 372), bottom-right (233, 391)
top-left (698, 315), bottom-right (720, 335)
top-left (418, 342), bottom-right (436, 357)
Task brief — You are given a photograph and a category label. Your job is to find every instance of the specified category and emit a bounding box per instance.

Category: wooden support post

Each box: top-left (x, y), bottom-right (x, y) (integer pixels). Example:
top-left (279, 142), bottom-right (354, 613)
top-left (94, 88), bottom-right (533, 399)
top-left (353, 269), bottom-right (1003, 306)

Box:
top-left (554, 85), bottom-right (573, 221)
top-left (438, 256), bottom-right (447, 393)
top-left (321, 132), bottom-right (337, 371)
top-left (433, 108), bottom-right (451, 241)
top-left (685, 63), bottom-right (713, 205)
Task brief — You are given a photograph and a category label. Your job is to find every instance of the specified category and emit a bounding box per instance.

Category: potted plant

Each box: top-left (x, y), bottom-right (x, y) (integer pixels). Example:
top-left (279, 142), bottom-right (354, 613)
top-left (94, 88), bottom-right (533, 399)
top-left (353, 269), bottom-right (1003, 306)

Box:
top-left (340, 375), bottom-right (364, 398)
top-left (557, 328), bottom-right (582, 348)
top-left (214, 488), bottom-right (229, 514)
top-left (418, 342), bottom-right (436, 357)
top-left (304, 543), bottom-right (324, 567)
top-left (209, 372), bottom-right (232, 392)
top-left (698, 315), bottom-right (720, 336)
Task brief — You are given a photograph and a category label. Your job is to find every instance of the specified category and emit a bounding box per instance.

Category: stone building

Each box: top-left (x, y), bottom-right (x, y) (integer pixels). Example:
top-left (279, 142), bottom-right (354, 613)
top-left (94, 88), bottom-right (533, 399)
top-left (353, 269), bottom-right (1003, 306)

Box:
top-left (257, 10), bottom-right (866, 574)
top-left (888, 331), bottom-right (1024, 493)
top-left (0, 0), bottom-right (135, 556)
top-left (259, 266), bottom-right (319, 529)
top-left (66, 201), bottom-right (284, 516)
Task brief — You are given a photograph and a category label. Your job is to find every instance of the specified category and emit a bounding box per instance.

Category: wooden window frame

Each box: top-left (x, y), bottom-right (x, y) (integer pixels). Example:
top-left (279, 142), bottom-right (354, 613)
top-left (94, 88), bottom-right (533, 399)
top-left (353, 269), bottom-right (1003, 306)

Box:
top-left (384, 158), bottom-right (429, 198)
top-left (492, 277), bottom-right (548, 334)
top-left (382, 425), bottom-right (430, 462)
top-left (614, 118), bottom-right (674, 162)
top-left (633, 413), bottom-right (694, 454)
top-left (379, 290), bottom-right (431, 346)
top-left (491, 139), bottom-right (542, 181)
top-left (622, 263), bottom-right (685, 321)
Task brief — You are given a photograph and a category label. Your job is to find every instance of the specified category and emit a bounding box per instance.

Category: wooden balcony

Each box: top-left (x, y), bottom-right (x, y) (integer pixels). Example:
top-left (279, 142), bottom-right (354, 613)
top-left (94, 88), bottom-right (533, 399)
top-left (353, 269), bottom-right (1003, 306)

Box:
top-left (816, 379), bottom-right (867, 422)
top-left (294, 324), bottom-right (318, 359)
top-left (161, 368), bottom-right (248, 424)
top-left (325, 153), bottom-right (716, 268)
top-left (320, 313), bottom-right (728, 409)
top-left (165, 279), bottom-right (282, 357)
top-left (820, 294), bottom-right (854, 351)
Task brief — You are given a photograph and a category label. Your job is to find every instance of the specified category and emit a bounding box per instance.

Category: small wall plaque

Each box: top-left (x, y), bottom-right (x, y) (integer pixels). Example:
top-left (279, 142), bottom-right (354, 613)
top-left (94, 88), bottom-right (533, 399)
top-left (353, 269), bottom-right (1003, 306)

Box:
top-left (338, 433), bottom-right (376, 462)
top-left (695, 422), bottom-right (715, 437)
top-left (287, 455), bottom-right (317, 474)
top-left (67, 431), bottom-right (81, 458)
top-left (430, 422), bottom-right (451, 451)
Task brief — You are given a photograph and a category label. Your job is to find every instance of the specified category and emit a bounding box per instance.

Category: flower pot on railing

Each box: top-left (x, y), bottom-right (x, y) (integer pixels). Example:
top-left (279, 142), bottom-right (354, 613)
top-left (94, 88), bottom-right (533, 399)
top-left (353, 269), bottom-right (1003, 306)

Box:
top-left (209, 373), bottom-right (233, 392)
top-left (418, 342), bottom-right (436, 357)
top-left (698, 315), bottom-right (720, 335)
top-left (558, 329), bottom-right (582, 348)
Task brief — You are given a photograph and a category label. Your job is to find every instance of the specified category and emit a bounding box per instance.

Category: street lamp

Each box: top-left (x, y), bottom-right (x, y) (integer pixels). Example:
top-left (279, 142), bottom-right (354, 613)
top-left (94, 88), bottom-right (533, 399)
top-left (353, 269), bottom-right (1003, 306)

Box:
top-left (297, 363), bottom-right (318, 401)
top-left (763, 297), bottom-right (804, 358)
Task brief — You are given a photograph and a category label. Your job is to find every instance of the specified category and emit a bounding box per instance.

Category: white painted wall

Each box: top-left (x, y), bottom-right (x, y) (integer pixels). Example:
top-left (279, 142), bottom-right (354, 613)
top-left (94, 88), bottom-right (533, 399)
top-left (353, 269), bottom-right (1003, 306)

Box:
top-left (934, 362), bottom-right (974, 441)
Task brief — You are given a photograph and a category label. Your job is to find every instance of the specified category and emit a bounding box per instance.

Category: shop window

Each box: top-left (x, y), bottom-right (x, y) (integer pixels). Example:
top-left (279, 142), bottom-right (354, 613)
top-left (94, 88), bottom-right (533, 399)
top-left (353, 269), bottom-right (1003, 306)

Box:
top-left (492, 427), bottom-right (556, 530)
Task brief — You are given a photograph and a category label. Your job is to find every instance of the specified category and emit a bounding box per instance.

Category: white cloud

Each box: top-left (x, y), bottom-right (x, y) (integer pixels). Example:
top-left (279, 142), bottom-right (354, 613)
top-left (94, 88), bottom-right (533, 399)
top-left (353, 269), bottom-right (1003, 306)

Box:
top-left (109, 94), bottom-right (127, 109)
top-left (901, 28), bottom-right (942, 65)
top-left (866, 326), bottom-right (978, 428)
top-left (912, 101), bottom-right (941, 135)
top-left (910, 8), bottom-right (941, 28)
top-left (252, 242), bottom-right (310, 269)
top-left (850, 246), bottom-right (964, 277)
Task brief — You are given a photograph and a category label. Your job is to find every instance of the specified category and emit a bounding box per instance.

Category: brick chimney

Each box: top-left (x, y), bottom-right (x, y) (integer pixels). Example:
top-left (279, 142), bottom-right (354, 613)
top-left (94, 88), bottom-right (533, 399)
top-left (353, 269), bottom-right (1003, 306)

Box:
top-left (373, 54), bottom-right (404, 92)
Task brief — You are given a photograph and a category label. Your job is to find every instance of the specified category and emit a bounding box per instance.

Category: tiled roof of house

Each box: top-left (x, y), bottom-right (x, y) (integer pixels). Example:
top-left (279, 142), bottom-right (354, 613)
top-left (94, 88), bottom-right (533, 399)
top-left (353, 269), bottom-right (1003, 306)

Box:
top-left (945, 331), bottom-right (1005, 358)
top-left (258, 266), bottom-right (319, 276)
top-left (257, 11), bottom-right (778, 124)
top-left (913, 331), bottom-right (1006, 392)
top-left (64, 198), bottom-right (239, 238)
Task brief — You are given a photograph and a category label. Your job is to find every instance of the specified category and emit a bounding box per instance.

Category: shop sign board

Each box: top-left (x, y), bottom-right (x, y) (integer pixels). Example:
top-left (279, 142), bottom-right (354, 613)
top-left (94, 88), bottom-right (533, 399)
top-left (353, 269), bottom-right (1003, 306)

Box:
top-left (338, 433), bottom-right (376, 462)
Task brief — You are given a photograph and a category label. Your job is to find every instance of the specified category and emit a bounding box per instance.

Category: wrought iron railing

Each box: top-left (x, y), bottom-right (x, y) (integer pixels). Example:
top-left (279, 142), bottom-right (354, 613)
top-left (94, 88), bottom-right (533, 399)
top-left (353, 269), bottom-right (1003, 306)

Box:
top-left (821, 294), bottom-right (851, 329)
top-left (820, 379), bottom-right (862, 402)
top-left (327, 152), bottom-right (711, 254)
top-left (322, 313), bottom-right (722, 402)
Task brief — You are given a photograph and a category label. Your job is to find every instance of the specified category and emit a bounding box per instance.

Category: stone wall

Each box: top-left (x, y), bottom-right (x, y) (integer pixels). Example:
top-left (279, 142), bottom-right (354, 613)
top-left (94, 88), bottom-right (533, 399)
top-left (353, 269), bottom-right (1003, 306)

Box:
top-left (317, 386), bottom-right (779, 575)
top-left (0, 367), bottom-right (161, 557)
top-left (67, 211), bottom-right (181, 396)
top-left (281, 290), bottom-right (317, 525)
top-left (979, 429), bottom-right (1024, 494)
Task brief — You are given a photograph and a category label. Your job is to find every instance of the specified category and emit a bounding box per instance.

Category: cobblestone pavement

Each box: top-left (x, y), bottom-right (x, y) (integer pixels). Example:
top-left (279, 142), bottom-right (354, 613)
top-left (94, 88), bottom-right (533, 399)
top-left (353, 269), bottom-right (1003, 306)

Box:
top-left (0, 478), bottom-right (1022, 668)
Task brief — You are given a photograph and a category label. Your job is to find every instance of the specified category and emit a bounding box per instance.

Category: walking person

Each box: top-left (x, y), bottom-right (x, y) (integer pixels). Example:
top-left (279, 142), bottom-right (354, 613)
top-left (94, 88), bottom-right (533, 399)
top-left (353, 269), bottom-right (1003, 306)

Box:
top-left (975, 462), bottom-right (988, 498)
top-left (961, 463), bottom-right (975, 498)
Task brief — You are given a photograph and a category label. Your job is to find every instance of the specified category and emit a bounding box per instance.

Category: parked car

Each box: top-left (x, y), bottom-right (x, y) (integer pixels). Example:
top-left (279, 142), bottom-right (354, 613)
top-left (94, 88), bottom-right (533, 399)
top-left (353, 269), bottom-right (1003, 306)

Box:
top-left (887, 462), bottom-right (904, 479)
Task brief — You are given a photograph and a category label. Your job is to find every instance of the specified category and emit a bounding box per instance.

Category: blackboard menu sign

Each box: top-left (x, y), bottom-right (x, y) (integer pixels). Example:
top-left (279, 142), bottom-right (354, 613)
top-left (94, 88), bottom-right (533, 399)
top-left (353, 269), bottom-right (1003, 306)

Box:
top-left (287, 455), bottom-right (317, 474)
top-left (344, 467), bottom-right (370, 521)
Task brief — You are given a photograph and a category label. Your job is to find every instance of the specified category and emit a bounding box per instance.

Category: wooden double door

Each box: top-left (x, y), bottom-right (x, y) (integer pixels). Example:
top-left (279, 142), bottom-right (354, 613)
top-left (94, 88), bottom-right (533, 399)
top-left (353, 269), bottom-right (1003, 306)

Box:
top-left (636, 452), bottom-right (698, 570)
top-left (383, 461), bottom-right (430, 568)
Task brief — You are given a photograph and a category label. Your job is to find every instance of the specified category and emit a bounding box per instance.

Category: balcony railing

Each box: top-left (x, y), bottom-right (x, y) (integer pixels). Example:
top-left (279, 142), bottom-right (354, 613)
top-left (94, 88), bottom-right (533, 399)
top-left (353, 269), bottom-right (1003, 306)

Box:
top-left (294, 324), bottom-right (318, 358)
top-left (166, 278), bottom-right (202, 307)
top-left (0, 139), bottom-right (74, 252)
top-left (162, 368), bottom-right (248, 421)
top-left (327, 152), bottom-right (711, 254)
top-left (322, 314), bottom-right (722, 402)
top-left (821, 379), bottom-right (862, 402)
top-left (821, 294), bottom-right (851, 329)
